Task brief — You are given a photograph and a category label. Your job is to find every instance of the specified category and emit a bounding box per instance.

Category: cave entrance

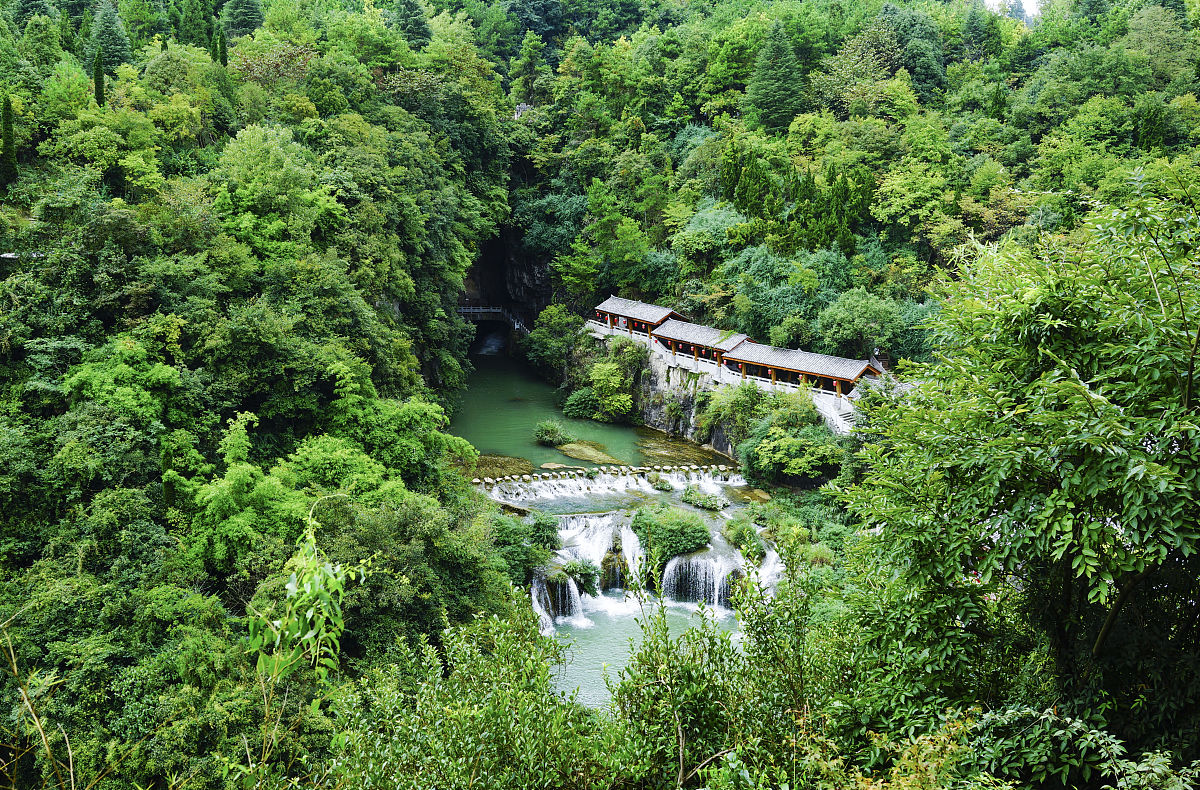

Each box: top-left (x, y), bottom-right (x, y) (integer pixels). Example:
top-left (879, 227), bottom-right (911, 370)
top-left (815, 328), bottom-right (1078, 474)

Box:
top-left (463, 228), bottom-right (551, 323)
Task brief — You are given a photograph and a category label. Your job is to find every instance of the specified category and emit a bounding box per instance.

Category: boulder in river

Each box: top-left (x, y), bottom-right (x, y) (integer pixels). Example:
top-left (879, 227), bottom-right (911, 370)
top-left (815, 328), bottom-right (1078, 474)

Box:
top-left (556, 441), bottom-right (625, 465)
top-left (476, 454), bottom-right (535, 479)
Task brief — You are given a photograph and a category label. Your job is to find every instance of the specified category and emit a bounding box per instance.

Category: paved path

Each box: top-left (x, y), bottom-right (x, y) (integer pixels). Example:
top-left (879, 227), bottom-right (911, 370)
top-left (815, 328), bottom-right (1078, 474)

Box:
top-left (586, 321), bottom-right (856, 434)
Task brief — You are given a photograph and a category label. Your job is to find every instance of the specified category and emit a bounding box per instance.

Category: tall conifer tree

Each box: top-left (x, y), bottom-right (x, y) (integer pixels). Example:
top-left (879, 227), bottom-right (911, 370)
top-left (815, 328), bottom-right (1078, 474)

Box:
top-left (88, 0), bottom-right (132, 74)
top-left (509, 30), bottom-right (551, 105)
top-left (220, 0), bottom-right (263, 38)
top-left (58, 11), bottom-right (77, 54)
top-left (218, 26), bottom-right (227, 65)
top-left (77, 9), bottom-right (91, 55)
top-left (390, 0), bottom-right (431, 48)
top-left (94, 48), bottom-right (106, 106)
top-left (744, 22), bottom-right (803, 132)
top-left (0, 96), bottom-right (17, 188)
top-left (14, 0), bottom-right (55, 26)
top-left (174, 0), bottom-right (211, 45)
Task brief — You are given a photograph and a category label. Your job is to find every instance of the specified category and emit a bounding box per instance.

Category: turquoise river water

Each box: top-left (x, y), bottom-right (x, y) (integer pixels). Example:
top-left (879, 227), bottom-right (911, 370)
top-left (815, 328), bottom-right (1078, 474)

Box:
top-left (449, 329), bottom-right (755, 706)
top-left (449, 333), bottom-right (722, 471)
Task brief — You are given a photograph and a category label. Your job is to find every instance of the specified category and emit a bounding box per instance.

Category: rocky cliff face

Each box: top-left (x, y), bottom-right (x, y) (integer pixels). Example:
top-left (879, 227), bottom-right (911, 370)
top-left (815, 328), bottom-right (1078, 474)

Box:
top-left (466, 229), bottom-right (553, 311)
top-left (634, 351), bottom-right (736, 460)
top-left (498, 228), bottom-right (552, 309)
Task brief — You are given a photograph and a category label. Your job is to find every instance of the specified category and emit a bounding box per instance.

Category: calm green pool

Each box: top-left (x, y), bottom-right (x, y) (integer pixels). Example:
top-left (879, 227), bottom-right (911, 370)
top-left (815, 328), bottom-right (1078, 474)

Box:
top-left (449, 331), bottom-right (721, 470)
top-left (552, 593), bottom-right (738, 708)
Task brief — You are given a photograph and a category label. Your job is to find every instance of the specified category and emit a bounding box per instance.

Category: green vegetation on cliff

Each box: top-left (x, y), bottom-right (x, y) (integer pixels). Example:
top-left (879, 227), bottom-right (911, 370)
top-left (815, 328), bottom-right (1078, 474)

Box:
top-left (1, 0), bottom-right (1199, 786)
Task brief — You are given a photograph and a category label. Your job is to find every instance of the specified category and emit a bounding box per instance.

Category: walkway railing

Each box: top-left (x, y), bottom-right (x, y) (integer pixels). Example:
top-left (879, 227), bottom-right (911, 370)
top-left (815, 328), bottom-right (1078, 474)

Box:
top-left (587, 319), bottom-right (855, 434)
top-left (459, 305), bottom-right (530, 335)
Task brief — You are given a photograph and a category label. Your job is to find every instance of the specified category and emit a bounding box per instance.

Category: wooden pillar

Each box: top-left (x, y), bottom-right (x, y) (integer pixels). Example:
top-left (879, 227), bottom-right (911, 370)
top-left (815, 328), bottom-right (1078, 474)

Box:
top-left (671, 340), bottom-right (676, 359)
top-left (741, 365), bottom-right (746, 380)
top-left (835, 380), bottom-right (843, 397)
top-left (607, 314), bottom-right (613, 330)
top-left (770, 368), bottom-right (776, 384)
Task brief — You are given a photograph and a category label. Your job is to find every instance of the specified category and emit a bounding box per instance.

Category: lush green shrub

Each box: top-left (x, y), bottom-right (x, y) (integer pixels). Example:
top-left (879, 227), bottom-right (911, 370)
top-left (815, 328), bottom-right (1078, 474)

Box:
top-left (563, 387), bottom-right (600, 419)
top-left (533, 419), bottom-right (573, 446)
top-left (798, 542), bottom-right (833, 566)
top-left (528, 511), bottom-right (561, 550)
top-left (739, 423), bottom-right (846, 484)
top-left (646, 472), bottom-right (673, 491)
top-left (631, 504), bottom-right (710, 574)
top-left (589, 361), bottom-right (633, 419)
top-left (696, 383), bottom-right (768, 444)
top-left (524, 304), bottom-right (588, 385)
top-left (682, 485), bottom-right (730, 511)
top-left (330, 604), bottom-right (632, 788)
top-left (490, 514), bottom-right (554, 586)
top-left (722, 515), bottom-right (766, 565)
top-left (558, 559), bottom-right (600, 597)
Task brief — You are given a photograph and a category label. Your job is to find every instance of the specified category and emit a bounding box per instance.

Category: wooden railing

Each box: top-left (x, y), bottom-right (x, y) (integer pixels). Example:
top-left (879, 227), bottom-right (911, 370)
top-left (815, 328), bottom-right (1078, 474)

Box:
top-left (458, 305), bottom-right (529, 335)
top-left (586, 319), bottom-right (855, 434)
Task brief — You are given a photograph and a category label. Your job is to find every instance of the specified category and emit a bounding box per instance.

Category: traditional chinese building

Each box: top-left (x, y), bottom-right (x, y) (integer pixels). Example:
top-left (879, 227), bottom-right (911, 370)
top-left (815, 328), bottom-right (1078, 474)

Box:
top-left (649, 319), bottom-right (750, 366)
top-left (722, 344), bottom-right (881, 395)
top-left (593, 296), bottom-right (684, 336)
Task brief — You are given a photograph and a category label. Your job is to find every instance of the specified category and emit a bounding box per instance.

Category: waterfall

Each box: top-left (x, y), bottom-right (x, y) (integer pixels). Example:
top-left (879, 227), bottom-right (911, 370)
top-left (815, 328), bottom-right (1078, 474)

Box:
top-left (531, 512), bottom-right (648, 630)
top-left (559, 513), bottom-right (622, 568)
top-left (530, 575), bottom-right (555, 634)
top-left (518, 471), bottom-right (766, 631)
top-left (552, 576), bottom-right (583, 620)
top-left (485, 467), bottom-right (747, 507)
top-left (618, 524), bottom-right (642, 587)
top-left (662, 550), bottom-right (744, 609)
top-left (757, 547), bottom-right (784, 591)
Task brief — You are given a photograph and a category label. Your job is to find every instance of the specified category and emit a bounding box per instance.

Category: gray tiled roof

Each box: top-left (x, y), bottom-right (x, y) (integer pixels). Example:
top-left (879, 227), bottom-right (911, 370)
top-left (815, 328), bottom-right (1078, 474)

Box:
top-left (651, 319), bottom-right (750, 352)
top-left (725, 343), bottom-right (879, 381)
top-left (595, 296), bottom-right (680, 325)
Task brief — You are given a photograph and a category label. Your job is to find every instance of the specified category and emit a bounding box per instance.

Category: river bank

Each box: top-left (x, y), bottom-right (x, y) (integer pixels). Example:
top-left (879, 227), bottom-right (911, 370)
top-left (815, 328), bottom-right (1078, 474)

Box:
top-left (449, 330), bottom-right (728, 476)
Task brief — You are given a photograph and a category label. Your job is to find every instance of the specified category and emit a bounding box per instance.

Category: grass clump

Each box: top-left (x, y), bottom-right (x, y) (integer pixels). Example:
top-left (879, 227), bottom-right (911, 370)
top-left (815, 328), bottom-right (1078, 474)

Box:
top-left (682, 485), bottom-right (730, 511)
top-left (722, 514), bottom-right (766, 565)
top-left (549, 559), bottom-right (600, 597)
top-left (533, 419), bottom-right (574, 446)
top-left (631, 504), bottom-right (710, 575)
top-left (646, 471), bottom-right (673, 491)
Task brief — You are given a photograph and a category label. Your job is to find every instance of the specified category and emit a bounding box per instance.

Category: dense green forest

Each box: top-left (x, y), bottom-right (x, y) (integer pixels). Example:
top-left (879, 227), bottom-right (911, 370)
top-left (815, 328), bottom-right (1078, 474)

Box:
top-left (1, 0), bottom-right (1199, 783)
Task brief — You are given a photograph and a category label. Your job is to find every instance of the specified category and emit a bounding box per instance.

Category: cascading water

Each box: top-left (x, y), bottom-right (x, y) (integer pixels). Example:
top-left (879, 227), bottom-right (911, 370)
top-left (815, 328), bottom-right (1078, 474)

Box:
top-left (618, 525), bottom-right (642, 587)
top-left (530, 575), bottom-right (555, 632)
top-left (551, 576), bottom-right (583, 621)
top-left (485, 467), bottom-right (747, 509)
top-left (559, 513), bottom-right (625, 568)
top-left (534, 512), bottom-right (649, 632)
top-left (756, 547), bottom-right (784, 591)
top-left (489, 467), bottom-right (782, 651)
top-left (662, 552), bottom-right (743, 608)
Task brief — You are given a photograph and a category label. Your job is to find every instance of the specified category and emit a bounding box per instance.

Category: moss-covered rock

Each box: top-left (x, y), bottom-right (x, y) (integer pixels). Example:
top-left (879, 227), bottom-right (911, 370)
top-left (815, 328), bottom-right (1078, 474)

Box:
top-left (556, 441), bottom-right (625, 465)
top-left (476, 454), bottom-right (535, 478)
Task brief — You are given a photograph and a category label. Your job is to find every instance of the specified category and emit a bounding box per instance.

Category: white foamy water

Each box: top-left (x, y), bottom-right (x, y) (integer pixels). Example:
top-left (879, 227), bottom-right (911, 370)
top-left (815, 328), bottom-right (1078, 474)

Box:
top-left (490, 462), bottom-right (791, 706)
top-left (484, 467), bottom-right (747, 509)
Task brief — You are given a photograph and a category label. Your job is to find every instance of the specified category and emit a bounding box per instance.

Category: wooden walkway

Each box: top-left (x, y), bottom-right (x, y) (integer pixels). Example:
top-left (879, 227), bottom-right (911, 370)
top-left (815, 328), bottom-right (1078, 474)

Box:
top-left (586, 320), bottom-right (857, 434)
top-left (457, 305), bottom-right (530, 335)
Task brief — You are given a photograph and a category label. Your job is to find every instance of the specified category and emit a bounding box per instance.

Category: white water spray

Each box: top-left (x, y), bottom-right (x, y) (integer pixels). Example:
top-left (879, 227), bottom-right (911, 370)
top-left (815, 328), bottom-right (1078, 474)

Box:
top-left (482, 466), bottom-right (746, 507)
